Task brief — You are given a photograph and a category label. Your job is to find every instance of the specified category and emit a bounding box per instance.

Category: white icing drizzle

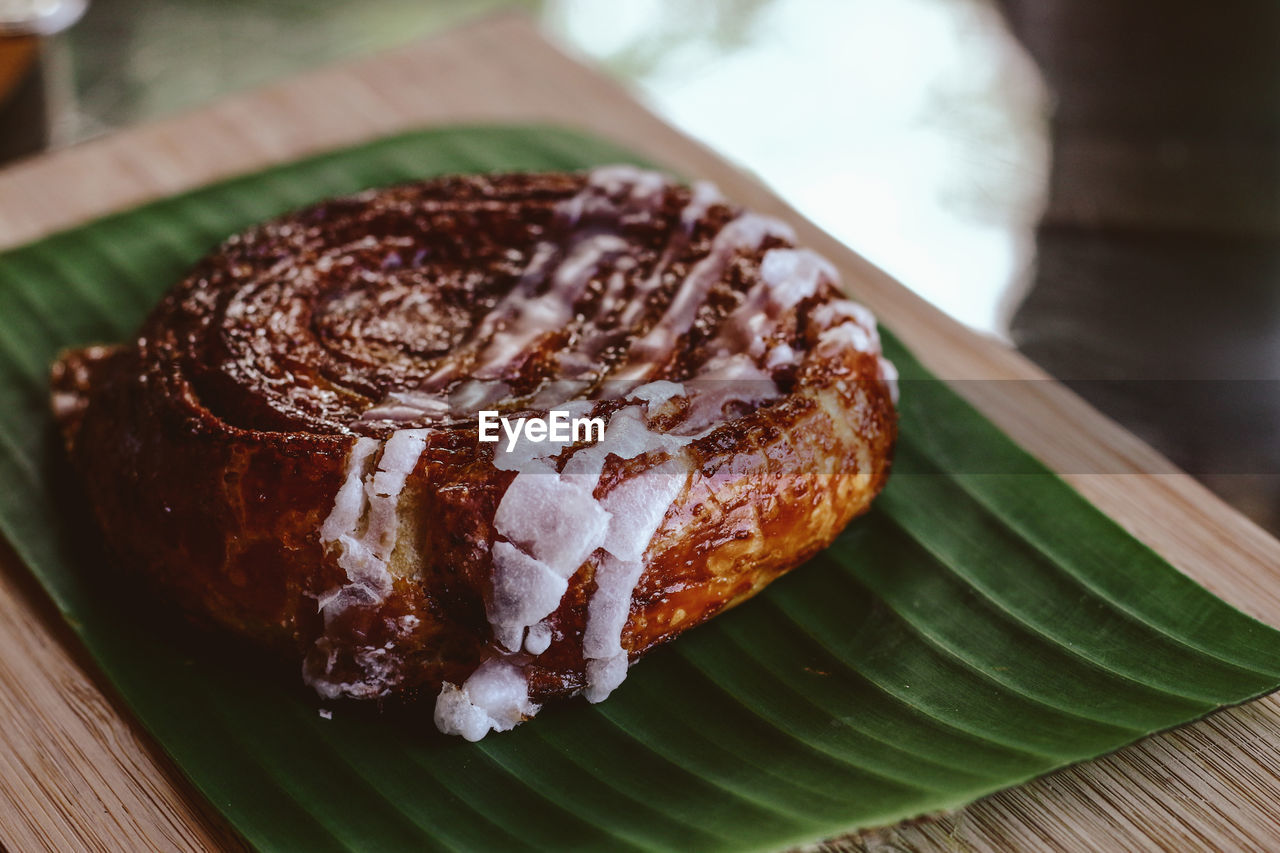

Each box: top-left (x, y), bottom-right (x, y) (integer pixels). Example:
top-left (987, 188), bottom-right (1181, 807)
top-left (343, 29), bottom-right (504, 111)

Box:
top-left (472, 233), bottom-right (630, 381)
top-left (810, 298), bottom-right (880, 344)
top-left (305, 165), bottom-right (900, 736)
top-left (817, 323), bottom-right (875, 357)
top-left (615, 213), bottom-right (796, 386)
top-left (319, 437), bottom-right (379, 545)
top-left (652, 247), bottom-right (837, 432)
top-left (434, 658), bottom-right (540, 742)
top-left (580, 456), bottom-right (687, 702)
top-left (366, 166), bottom-right (673, 417)
top-left (306, 429), bottom-right (430, 699)
top-left (680, 180), bottom-right (725, 230)
top-left (495, 472), bottom-right (612, 573)
top-left (354, 429), bottom-right (429, 593)
top-left (352, 166), bottom-right (745, 421)
top-left (428, 242), bottom-right (560, 388)
top-left (489, 471), bottom-right (611, 651)
top-left (433, 378), bottom-right (692, 735)
top-left (483, 390), bottom-right (691, 657)
top-left (582, 553), bottom-right (647, 703)
top-left (681, 353), bottom-right (779, 435)
top-left (353, 389), bottom-right (451, 426)
top-left (766, 343), bottom-right (796, 369)
top-left (629, 378), bottom-right (685, 409)
top-left (488, 541), bottom-right (573, 652)
top-left (805, 294), bottom-right (898, 402)
top-left (559, 164), bottom-right (668, 226)
top-left (524, 620), bottom-right (554, 655)
top-left (569, 179), bottom-right (724, 375)
top-left (761, 248), bottom-right (835, 312)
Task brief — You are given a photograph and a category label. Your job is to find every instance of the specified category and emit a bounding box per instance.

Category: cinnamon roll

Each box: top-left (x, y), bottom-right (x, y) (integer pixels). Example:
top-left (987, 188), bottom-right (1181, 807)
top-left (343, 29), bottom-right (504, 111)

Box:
top-left (50, 166), bottom-right (897, 740)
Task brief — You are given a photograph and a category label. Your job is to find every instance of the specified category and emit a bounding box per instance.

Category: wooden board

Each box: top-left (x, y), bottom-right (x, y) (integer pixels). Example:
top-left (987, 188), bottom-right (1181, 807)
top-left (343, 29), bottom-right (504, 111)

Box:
top-left (0, 13), bottom-right (1277, 851)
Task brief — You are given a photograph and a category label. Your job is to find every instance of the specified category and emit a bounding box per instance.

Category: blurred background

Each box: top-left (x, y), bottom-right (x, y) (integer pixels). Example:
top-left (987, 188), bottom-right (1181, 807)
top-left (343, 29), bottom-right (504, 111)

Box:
top-left (1, 0), bottom-right (1277, 533)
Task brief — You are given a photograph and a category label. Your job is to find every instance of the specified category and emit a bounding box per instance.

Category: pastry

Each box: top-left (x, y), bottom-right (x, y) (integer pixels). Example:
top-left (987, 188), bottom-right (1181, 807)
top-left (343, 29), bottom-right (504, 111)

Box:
top-left (50, 166), bottom-right (898, 740)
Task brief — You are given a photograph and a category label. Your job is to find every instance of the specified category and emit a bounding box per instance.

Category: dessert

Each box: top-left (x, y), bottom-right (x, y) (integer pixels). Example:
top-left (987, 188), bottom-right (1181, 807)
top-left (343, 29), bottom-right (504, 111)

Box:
top-left (50, 166), bottom-right (898, 740)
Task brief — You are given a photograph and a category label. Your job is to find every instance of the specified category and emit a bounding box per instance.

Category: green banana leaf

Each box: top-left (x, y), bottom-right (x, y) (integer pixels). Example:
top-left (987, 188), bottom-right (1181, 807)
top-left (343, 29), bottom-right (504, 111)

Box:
top-left (0, 125), bottom-right (1277, 852)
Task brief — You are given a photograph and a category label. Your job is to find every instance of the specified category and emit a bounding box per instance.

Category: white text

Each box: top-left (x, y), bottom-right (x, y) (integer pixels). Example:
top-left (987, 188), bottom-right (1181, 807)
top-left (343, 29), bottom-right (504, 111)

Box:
top-left (478, 410), bottom-right (606, 452)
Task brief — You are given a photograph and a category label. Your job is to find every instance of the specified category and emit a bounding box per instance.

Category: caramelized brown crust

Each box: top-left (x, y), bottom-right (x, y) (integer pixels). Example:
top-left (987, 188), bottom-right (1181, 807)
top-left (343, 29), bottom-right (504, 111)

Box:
top-left (50, 169), bottom-right (896, 721)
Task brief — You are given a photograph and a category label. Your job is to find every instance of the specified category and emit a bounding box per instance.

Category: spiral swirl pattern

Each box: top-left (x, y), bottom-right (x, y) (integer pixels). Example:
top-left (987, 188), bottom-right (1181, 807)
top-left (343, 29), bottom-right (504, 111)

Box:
top-left (52, 166), bottom-right (898, 740)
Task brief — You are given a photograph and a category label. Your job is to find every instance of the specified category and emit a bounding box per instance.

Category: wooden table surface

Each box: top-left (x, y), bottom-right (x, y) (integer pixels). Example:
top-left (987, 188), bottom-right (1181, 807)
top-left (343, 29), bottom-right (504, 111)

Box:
top-left (0, 14), bottom-right (1277, 852)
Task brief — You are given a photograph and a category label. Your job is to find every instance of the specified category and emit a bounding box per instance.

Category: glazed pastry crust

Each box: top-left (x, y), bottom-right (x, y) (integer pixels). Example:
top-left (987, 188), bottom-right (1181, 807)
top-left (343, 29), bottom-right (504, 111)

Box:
top-left (50, 169), bottom-right (897, 709)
